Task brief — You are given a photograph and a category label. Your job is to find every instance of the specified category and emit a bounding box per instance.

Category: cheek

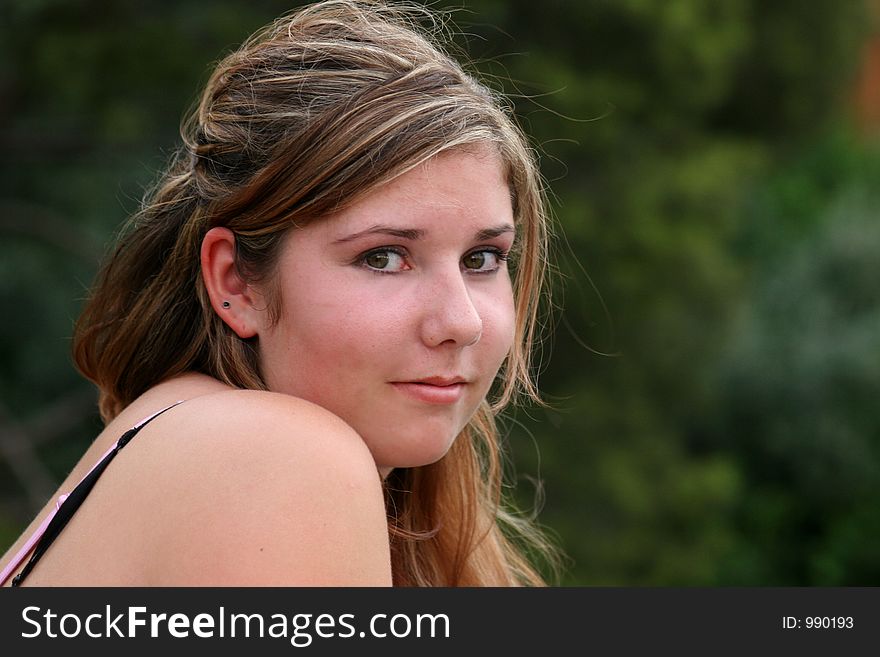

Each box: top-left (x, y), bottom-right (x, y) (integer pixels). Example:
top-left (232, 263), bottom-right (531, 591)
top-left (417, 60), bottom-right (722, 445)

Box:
top-left (478, 287), bottom-right (517, 365)
top-left (280, 284), bottom-right (399, 374)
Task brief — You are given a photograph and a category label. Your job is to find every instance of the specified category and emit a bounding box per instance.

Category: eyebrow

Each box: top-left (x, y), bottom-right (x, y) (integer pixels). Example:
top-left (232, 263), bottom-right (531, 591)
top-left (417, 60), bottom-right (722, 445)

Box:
top-left (475, 224), bottom-right (516, 241)
top-left (333, 223), bottom-right (515, 244)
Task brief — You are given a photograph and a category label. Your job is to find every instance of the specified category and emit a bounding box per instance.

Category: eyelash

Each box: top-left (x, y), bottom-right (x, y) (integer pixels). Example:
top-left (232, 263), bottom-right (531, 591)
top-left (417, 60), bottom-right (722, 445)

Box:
top-left (356, 247), bottom-right (510, 275)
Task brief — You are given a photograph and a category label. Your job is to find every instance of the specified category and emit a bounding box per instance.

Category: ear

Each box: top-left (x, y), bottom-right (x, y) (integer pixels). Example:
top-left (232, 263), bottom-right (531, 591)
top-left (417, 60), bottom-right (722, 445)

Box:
top-left (200, 227), bottom-right (262, 339)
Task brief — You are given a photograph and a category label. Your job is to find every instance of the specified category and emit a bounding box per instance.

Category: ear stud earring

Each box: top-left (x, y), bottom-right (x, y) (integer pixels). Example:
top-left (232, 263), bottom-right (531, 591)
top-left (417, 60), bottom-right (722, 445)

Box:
top-left (222, 301), bottom-right (231, 309)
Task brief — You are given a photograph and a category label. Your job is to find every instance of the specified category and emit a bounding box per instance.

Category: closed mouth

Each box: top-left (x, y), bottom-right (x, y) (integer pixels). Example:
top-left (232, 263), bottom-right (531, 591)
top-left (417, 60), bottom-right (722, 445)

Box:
top-left (400, 376), bottom-right (467, 386)
top-left (390, 380), bottom-right (467, 404)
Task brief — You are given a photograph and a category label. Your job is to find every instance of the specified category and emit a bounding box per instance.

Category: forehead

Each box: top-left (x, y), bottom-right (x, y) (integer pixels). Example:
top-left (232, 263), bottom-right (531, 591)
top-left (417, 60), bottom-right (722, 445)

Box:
top-left (316, 149), bottom-right (514, 236)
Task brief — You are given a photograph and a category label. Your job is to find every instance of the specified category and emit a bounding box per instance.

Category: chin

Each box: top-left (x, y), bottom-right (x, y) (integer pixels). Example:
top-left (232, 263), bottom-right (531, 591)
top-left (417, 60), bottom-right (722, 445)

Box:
top-left (372, 428), bottom-right (460, 470)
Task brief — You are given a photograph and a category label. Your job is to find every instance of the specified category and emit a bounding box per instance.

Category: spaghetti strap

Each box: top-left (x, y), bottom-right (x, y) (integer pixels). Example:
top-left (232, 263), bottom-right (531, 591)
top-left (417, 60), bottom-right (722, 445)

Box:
top-left (0, 400), bottom-right (186, 587)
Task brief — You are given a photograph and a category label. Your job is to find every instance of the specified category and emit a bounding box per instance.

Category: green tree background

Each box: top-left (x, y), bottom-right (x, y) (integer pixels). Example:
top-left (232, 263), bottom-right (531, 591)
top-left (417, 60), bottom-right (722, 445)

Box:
top-left (1, 0), bottom-right (878, 585)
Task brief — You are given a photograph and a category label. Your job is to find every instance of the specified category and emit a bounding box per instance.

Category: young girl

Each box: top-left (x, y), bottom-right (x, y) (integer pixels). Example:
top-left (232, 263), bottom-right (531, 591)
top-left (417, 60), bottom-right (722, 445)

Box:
top-left (1, 0), bottom-right (555, 586)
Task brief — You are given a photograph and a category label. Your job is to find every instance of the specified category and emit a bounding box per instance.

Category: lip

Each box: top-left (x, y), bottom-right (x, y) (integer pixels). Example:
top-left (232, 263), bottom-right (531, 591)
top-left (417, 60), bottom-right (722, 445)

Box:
top-left (391, 377), bottom-right (467, 405)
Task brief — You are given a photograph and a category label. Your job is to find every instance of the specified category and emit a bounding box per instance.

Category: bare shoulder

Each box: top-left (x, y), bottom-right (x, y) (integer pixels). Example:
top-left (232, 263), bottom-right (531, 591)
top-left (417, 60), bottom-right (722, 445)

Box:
top-left (120, 390), bottom-right (391, 586)
top-left (159, 389), bottom-right (377, 468)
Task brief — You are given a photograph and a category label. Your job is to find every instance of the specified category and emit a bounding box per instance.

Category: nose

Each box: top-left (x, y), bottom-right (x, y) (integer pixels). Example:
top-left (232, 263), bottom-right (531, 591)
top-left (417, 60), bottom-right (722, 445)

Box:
top-left (420, 270), bottom-right (483, 348)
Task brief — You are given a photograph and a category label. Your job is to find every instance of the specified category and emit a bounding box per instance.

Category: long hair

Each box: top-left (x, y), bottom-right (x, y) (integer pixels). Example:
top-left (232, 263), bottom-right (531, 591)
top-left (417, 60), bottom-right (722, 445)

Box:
top-left (73, 0), bottom-right (557, 586)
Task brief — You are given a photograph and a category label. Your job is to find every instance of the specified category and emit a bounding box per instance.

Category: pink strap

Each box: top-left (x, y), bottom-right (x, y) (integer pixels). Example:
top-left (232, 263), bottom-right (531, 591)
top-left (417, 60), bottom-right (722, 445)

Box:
top-left (0, 402), bottom-right (183, 586)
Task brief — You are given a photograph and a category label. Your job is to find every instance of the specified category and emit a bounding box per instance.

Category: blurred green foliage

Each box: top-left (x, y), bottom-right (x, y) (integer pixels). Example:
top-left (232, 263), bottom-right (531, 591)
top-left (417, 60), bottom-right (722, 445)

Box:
top-left (1, 0), bottom-right (878, 585)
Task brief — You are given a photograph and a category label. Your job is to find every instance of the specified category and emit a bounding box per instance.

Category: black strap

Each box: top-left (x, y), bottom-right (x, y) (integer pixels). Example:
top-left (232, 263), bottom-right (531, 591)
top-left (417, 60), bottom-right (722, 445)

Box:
top-left (11, 402), bottom-right (182, 586)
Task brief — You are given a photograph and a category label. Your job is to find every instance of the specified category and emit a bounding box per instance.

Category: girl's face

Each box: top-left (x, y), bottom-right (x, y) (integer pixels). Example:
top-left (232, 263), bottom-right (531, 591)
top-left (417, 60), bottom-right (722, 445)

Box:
top-left (257, 149), bottom-right (517, 472)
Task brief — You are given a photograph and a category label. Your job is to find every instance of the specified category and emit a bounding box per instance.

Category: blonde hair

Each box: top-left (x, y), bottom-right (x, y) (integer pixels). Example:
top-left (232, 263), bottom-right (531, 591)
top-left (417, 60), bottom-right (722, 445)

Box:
top-left (73, 0), bottom-right (557, 586)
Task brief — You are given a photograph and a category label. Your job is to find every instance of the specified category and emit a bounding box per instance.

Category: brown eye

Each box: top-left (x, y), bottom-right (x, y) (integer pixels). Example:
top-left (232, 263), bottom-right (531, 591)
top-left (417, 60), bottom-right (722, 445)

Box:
top-left (365, 251), bottom-right (390, 269)
top-left (463, 250), bottom-right (506, 272)
top-left (360, 249), bottom-right (408, 272)
top-left (463, 251), bottom-right (487, 270)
